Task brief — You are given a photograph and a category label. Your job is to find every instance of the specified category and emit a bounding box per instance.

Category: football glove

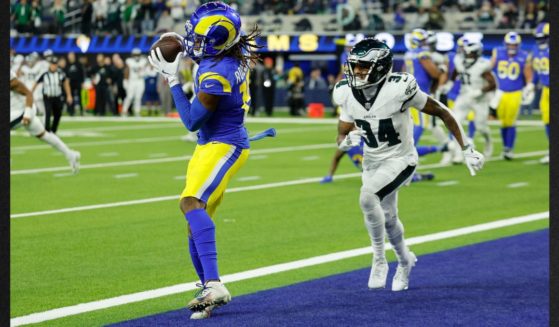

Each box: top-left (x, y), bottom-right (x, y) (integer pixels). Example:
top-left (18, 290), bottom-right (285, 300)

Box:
top-left (148, 47), bottom-right (183, 87)
top-left (462, 145), bottom-right (485, 176)
top-left (521, 82), bottom-right (535, 105)
top-left (22, 105), bottom-right (36, 125)
top-left (439, 81), bottom-right (454, 95)
top-left (339, 129), bottom-right (366, 152)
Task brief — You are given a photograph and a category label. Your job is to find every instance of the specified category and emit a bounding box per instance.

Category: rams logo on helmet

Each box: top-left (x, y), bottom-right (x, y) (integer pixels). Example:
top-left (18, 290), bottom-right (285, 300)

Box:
top-left (184, 2), bottom-right (242, 60)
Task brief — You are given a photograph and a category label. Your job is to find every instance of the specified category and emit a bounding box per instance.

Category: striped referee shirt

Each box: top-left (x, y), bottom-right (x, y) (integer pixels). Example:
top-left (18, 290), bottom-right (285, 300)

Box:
top-left (37, 68), bottom-right (67, 97)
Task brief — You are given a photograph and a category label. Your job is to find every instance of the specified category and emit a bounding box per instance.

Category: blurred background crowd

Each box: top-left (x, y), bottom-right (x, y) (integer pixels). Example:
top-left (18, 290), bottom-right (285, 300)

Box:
top-left (10, 0), bottom-right (549, 118)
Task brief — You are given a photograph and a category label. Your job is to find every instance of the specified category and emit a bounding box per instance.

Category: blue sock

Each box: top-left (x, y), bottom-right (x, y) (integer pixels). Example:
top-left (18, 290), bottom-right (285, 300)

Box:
top-left (185, 208), bottom-right (219, 281)
top-left (508, 126), bottom-right (517, 149)
top-left (413, 126), bottom-right (424, 146)
top-left (188, 237), bottom-right (205, 284)
top-left (545, 124), bottom-right (550, 139)
top-left (468, 121), bottom-right (476, 139)
top-left (501, 127), bottom-right (508, 147)
top-left (416, 145), bottom-right (439, 156)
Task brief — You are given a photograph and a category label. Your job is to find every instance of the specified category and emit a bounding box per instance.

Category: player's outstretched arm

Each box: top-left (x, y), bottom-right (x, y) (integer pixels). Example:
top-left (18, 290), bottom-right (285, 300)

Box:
top-left (10, 77), bottom-right (35, 125)
top-left (422, 97), bottom-right (485, 175)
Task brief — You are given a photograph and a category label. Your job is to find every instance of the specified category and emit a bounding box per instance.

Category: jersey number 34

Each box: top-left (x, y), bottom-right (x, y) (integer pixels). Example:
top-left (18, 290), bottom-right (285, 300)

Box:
top-left (355, 119), bottom-right (401, 148)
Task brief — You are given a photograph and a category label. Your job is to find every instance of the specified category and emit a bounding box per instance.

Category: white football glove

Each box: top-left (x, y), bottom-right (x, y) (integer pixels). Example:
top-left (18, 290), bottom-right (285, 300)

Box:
top-left (339, 129), bottom-right (365, 152)
top-left (462, 145), bottom-right (485, 176)
top-left (148, 47), bottom-right (183, 87)
top-left (439, 81), bottom-right (454, 95)
top-left (521, 82), bottom-right (535, 105)
top-left (22, 105), bottom-right (36, 125)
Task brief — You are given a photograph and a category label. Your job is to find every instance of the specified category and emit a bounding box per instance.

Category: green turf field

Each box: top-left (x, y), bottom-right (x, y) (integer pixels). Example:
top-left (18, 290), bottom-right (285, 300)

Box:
top-left (10, 116), bottom-right (549, 326)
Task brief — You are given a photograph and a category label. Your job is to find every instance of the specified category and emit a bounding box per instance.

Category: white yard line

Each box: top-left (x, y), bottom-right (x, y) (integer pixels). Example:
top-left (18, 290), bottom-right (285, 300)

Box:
top-left (10, 211), bottom-right (549, 326)
top-left (10, 126), bottom-right (335, 151)
top-left (236, 176), bottom-right (261, 182)
top-left (58, 116), bottom-right (546, 126)
top-left (507, 182), bottom-right (529, 188)
top-left (10, 150), bottom-right (548, 219)
top-left (114, 173), bottom-right (139, 179)
top-left (437, 180), bottom-right (459, 187)
top-left (10, 144), bottom-right (337, 175)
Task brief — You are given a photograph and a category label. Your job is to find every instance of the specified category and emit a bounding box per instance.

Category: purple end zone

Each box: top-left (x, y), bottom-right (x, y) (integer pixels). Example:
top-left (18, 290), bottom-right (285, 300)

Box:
top-left (111, 229), bottom-right (549, 326)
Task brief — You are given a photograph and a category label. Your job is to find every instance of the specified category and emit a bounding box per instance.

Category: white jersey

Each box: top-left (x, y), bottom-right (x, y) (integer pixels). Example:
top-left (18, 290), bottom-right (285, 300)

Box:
top-left (455, 57), bottom-right (492, 96)
top-left (453, 53), bottom-right (465, 73)
top-left (333, 72), bottom-right (428, 163)
top-left (10, 71), bottom-right (25, 121)
top-left (125, 57), bottom-right (148, 80)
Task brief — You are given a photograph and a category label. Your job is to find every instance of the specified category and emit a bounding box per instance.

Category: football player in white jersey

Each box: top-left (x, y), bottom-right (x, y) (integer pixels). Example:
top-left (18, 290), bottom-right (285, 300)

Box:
top-left (334, 38), bottom-right (484, 291)
top-left (122, 48), bottom-right (148, 117)
top-left (10, 72), bottom-right (80, 174)
top-left (440, 40), bottom-right (496, 157)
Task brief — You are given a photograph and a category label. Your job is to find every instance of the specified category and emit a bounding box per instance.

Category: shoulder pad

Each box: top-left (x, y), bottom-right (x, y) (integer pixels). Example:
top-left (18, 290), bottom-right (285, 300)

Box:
top-left (197, 59), bottom-right (237, 95)
top-left (332, 79), bottom-right (350, 106)
top-left (397, 72), bottom-right (419, 102)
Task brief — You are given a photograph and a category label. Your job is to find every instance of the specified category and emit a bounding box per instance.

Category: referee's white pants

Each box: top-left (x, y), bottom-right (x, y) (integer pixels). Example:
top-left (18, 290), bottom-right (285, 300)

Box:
top-left (123, 80), bottom-right (145, 116)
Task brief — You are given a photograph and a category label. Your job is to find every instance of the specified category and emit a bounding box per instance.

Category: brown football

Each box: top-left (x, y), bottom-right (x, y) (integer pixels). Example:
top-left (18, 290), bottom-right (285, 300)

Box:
top-left (150, 36), bottom-right (184, 62)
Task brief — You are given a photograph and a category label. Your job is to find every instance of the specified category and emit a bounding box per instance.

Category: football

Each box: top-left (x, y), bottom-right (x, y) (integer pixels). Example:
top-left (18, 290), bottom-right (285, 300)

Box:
top-left (150, 36), bottom-right (184, 62)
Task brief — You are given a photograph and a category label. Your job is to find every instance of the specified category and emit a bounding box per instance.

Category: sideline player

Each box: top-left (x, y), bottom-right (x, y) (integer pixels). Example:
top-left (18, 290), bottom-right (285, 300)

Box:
top-left (531, 22), bottom-right (549, 164)
top-left (148, 1), bottom-right (260, 319)
top-left (122, 48), bottom-right (148, 117)
top-left (489, 32), bottom-right (534, 160)
top-left (440, 40), bottom-right (496, 157)
top-left (10, 72), bottom-right (80, 174)
top-left (334, 38), bottom-right (484, 292)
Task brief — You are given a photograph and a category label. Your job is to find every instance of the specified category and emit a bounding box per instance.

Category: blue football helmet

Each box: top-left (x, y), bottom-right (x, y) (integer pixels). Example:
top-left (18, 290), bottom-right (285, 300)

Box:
top-left (184, 1), bottom-right (242, 60)
top-left (410, 28), bottom-right (428, 49)
top-left (504, 31), bottom-right (521, 56)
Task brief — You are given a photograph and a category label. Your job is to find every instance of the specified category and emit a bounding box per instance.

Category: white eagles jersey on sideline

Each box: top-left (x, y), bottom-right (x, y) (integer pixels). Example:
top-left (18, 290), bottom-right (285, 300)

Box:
top-left (333, 72), bottom-right (428, 163)
top-left (10, 71), bottom-right (25, 121)
top-left (455, 57), bottom-right (492, 96)
top-left (125, 57), bottom-right (148, 80)
top-left (453, 53), bottom-right (465, 73)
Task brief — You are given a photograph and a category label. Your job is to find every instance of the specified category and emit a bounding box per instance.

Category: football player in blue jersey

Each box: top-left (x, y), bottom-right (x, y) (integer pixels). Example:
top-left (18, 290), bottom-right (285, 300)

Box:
top-left (148, 1), bottom-right (260, 319)
top-left (489, 31), bottom-right (534, 160)
top-left (531, 22), bottom-right (549, 164)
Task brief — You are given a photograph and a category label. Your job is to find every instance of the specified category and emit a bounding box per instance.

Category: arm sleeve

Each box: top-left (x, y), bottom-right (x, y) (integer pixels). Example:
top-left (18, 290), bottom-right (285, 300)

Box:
top-left (170, 85), bottom-right (214, 132)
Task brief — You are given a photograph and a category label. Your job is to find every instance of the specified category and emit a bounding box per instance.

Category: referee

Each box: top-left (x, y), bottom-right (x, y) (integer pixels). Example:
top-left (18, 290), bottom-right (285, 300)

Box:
top-left (32, 56), bottom-right (72, 133)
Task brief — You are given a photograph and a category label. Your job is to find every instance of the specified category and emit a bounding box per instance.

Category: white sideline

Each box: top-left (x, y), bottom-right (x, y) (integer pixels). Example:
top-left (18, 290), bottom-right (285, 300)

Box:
top-left (11, 212), bottom-right (549, 326)
top-left (10, 150), bottom-right (548, 219)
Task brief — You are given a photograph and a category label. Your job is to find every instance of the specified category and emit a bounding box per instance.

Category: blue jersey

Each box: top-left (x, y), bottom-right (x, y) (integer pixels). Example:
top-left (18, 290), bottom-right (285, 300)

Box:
top-left (447, 51), bottom-right (461, 100)
top-left (532, 46), bottom-right (549, 87)
top-left (493, 47), bottom-right (530, 92)
top-left (194, 56), bottom-right (251, 148)
top-left (404, 48), bottom-right (434, 94)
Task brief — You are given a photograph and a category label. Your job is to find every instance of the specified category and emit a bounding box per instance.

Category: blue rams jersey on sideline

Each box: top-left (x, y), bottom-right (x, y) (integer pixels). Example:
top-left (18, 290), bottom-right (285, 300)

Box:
top-left (493, 47), bottom-right (530, 92)
top-left (446, 51), bottom-right (460, 100)
top-left (194, 56), bottom-right (251, 149)
top-left (404, 48), bottom-right (433, 94)
top-left (346, 140), bottom-right (364, 170)
top-left (532, 46), bottom-right (549, 87)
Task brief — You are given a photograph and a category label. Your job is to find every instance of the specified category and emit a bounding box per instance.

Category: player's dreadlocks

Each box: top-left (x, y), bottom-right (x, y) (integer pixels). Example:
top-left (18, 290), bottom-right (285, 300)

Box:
top-left (215, 24), bottom-right (263, 67)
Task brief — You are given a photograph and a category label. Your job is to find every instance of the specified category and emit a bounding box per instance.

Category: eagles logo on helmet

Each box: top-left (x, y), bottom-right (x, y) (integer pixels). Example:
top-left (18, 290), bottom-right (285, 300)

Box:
top-left (345, 38), bottom-right (393, 89)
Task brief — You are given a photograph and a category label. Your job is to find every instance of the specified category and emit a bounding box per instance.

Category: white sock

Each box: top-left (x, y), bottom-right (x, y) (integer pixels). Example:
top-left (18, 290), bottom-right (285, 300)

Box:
top-left (385, 216), bottom-right (411, 266)
top-left (40, 132), bottom-right (73, 158)
top-left (362, 203), bottom-right (386, 261)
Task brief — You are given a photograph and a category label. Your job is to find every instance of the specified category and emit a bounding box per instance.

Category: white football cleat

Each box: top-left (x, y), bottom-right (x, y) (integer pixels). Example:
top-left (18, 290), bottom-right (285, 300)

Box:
top-left (540, 155), bottom-right (549, 164)
top-left (368, 257), bottom-right (389, 289)
top-left (392, 252), bottom-right (417, 292)
top-left (181, 132), bottom-right (198, 143)
top-left (187, 281), bottom-right (231, 312)
top-left (67, 150), bottom-right (80, 175)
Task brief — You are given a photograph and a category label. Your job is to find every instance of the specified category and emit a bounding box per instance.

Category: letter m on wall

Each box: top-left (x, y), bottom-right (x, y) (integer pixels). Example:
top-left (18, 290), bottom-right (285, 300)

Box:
top-left (267, 35), bottom-right (290, 52)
